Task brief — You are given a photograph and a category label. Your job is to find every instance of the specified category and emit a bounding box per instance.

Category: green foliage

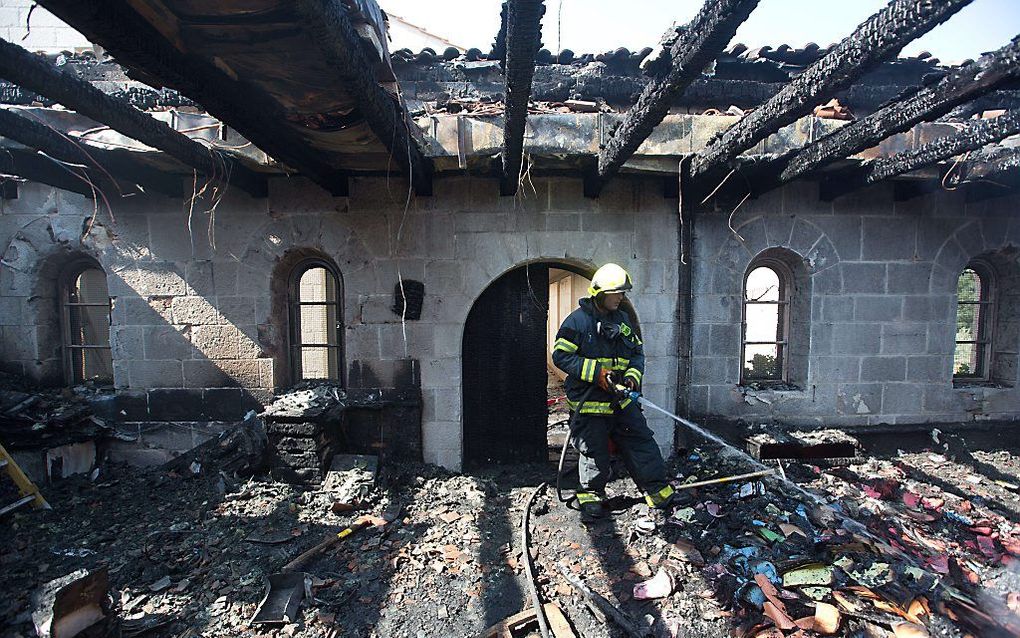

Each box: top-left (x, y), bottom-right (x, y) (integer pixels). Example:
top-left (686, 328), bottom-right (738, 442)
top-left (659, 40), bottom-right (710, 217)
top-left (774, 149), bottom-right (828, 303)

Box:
top-left (745, 353), bottom-right (779, 380)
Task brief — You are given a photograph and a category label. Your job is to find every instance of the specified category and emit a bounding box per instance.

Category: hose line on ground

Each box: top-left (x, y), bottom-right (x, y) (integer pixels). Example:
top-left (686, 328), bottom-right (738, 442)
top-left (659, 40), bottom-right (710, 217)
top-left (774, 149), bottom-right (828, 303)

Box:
top-left (521, 482), bottom-right (552, 638)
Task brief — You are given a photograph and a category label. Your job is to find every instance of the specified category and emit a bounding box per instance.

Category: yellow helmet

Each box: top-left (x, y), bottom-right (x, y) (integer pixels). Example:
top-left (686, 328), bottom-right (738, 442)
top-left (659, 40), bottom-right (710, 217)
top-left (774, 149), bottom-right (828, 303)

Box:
top-left (588, 263), bottom-right (633, 297)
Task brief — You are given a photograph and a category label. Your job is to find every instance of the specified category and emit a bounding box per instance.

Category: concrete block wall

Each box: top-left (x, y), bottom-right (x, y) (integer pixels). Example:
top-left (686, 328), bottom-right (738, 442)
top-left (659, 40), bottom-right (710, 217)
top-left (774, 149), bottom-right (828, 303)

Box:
top-left (689, 180), bottom-right (1020, 426)
top-left (0, 0), bottom-right (91, 52)
top-left (0, 175), bottom-right (680, 470)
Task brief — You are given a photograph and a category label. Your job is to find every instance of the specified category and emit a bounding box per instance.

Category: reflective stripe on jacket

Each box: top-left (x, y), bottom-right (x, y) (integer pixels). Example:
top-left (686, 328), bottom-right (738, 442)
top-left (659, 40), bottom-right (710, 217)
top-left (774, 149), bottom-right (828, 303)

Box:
top-left (551, 297), bottom-right (644, 414)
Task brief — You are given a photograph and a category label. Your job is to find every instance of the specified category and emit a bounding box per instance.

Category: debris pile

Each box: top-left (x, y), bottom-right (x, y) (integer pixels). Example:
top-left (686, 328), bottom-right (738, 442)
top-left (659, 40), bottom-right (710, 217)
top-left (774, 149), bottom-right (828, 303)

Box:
top-left (538, 446), bottom-right (1020, 637)
top-left (0, 380), bottom-right (112, 451)
top-left (262, 382), bottom-right (347, 484)
top-left (5, 433), bottom-right (1020, 637)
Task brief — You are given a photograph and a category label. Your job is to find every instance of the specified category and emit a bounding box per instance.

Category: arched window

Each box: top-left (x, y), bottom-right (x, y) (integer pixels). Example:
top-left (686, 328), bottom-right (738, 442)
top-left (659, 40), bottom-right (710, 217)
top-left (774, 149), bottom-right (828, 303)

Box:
top-left (955, 262), bottom-right (994, 379)
top-left (61, 260), bottom-right (112, 385)
top-left (289, 260), bottom-right (343, 381)
top-left (742, 261), bottom-right (791, 383)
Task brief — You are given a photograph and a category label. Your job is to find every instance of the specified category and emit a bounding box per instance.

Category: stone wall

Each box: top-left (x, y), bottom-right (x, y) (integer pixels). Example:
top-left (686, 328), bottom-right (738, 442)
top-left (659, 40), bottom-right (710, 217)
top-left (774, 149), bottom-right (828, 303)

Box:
top-left (688, 181), bottom-right (1020, 427)
top-left (0, 175), bottom-right (680, 470)
top-left (0, 0), bottom-right (91, 52)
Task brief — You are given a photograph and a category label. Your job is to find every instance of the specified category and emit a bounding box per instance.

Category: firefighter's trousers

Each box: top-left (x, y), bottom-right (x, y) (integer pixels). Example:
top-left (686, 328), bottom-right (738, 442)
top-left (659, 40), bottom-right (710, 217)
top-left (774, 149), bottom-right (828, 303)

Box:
top-left (570, 401), bottom-right (669, 496)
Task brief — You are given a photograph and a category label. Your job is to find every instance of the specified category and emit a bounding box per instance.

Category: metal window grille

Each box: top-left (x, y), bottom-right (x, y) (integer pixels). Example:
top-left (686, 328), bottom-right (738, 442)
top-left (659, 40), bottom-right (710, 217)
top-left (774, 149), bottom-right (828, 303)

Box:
top-left (954, 265), bottom-right (994, 380)
top-left (289, 260), bottom-right (343, 382)
top-left (741, 261), bottom-right (791, 384)
top-left (60, 262), bottom-right (113, 386)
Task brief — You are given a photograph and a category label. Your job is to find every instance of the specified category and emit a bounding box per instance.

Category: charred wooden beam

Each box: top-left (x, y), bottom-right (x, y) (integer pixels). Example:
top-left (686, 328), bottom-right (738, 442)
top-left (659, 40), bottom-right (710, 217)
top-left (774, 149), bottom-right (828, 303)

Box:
top-left (825, 111), bottom-right (1020, 200)
top-left (0, 108), bottom-right (183, 198)
top-left (35, 0), bottom-right (349, 196)
top-left (500, 0), bottom-right (545, 196)
top-left (294, 0), bottom-right (433, 196)
top-left (949, 145), bottom-right (1020, 203)
top-left (868, 112), bottom-right (1020, 183)
top-left (0, 38), bottom-right (265, 198)
top-left (781, 36), bottom-right (1020, 184)
top-left (493, 2), bottom-right (509, 61)
top-left (690, 0), bottom-right (974, 180)
top-left (0, 149), bottom-right (99, 197)
top-left (593, 0), bottom-right (761, 196)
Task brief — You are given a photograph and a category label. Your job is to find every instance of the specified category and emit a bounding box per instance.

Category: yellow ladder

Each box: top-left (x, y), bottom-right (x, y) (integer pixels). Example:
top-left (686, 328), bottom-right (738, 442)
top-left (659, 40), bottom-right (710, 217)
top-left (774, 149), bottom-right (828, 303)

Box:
top-left (0, 442), bottom-right (50, 516)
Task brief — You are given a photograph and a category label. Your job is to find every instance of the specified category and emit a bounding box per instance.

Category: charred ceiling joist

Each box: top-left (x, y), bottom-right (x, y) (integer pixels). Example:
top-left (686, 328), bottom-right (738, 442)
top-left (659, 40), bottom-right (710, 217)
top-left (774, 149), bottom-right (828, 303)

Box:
top-left (590, 0), bottom-right (761, 197)
top-left (0, 108), bottom-right (184, 198)
top-left (294, 0), bottom-right (433, 196)
top-left (823, 110), bottom-right (1020, 200)
top-left (0, 149), bottom-right (102, 198)
top-left (0, 38), bottom-right (266, 198)
top-left (689, 0), bottom-right (975, 181)
top-left (499, 0), bottom-right (545, 196)
top-left (954, 146), bottom-right (1020, 202)
top-left (34, 0), bottom-right (351, 197)
top-left (780, 36), bottom-right (1020, 185)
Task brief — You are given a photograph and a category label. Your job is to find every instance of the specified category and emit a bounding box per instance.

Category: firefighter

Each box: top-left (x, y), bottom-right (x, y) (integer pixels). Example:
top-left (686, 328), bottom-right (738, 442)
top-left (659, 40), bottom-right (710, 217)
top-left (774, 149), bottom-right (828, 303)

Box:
top-left (552, 263), bottom-right (674, 522)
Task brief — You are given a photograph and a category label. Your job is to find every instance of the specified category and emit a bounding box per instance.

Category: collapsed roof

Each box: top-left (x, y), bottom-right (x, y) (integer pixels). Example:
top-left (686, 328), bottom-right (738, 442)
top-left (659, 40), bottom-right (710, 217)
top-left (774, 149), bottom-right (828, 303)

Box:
top-left (0, 0), bottom-right (1016, 204)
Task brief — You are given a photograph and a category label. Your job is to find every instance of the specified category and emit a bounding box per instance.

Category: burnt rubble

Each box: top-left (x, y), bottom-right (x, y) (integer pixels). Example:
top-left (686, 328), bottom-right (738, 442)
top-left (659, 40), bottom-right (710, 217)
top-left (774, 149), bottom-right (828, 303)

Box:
top-left (6, 434), bottom-right (1020, 637)
top-left (262, 383), bottom-right (348, 485)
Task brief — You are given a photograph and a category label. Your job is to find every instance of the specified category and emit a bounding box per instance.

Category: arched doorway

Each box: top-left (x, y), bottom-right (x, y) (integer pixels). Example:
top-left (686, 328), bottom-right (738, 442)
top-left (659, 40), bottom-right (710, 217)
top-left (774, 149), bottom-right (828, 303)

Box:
top-left (462, 261), bottom-right (596, 467)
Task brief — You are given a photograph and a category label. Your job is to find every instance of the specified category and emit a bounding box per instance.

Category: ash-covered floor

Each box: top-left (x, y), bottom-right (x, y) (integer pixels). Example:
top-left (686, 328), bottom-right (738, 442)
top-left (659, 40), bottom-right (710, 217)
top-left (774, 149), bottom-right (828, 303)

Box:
top-left (6, 425), bottom-right (1020, 638)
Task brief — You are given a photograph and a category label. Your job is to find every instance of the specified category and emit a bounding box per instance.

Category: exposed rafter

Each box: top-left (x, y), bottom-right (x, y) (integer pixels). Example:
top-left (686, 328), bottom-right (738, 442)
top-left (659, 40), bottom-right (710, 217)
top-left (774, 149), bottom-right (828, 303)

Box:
top-left (690, 0), bottom-right (974, 180)
top-left (957, 147), bottom-right (1020, 202)
top-left (592, 0), bottom-right (761, 196)
top-left (0, 38), bottom-right (266, 198)
top-left (499, 0), bottom-right (545, 196)
top-left (0, 108), bottom-right (183, 198)
top-left (293, 0), bottom-right (433, 196)
top-left (35, 0), bottom-right (350, 196)
top-left (781, 36), bottom-right (1020, 185)
top-left (1, 149), bottom-right (100, 197)
top-left (824, 111), bottom-right (1020, 199)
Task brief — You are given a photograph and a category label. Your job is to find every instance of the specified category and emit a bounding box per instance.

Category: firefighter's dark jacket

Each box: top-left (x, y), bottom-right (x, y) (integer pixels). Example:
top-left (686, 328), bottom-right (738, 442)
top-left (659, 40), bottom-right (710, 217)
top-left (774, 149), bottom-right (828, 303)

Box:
top-left (552, 297), bottom-right (644, 415)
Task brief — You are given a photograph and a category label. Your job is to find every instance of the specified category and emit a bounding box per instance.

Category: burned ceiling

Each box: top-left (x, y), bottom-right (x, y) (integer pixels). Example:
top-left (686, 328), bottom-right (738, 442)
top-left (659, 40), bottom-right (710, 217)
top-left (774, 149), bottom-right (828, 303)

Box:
top-left (0, 0), bottom-right (1016, 204)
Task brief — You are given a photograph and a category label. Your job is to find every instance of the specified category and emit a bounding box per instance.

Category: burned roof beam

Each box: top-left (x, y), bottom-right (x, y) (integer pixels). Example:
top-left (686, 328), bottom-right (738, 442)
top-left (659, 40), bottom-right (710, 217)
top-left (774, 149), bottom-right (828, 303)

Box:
top-left (0, 38), bottom-right (266, 198)
top-left (35, 0), bottom-right (350, 196)
top-left (500, 0), bottom-right (545, 196)
top-left (593, 0), bottom-right (761, 196)
top-left (0, 108), bottom-right (183, 198)
top-left (781, 36), bottom-right (1020, 185)
top-left (958, 147), bottom-right (1020, 202)
top-left (0, 149), bottom-right (101, 198)
top-left (824, 110), bottom-right (1020, 200)
top-left (690, 0), bottom-right (974, 180)
top-left (294, 0), bottom-right (433, 196)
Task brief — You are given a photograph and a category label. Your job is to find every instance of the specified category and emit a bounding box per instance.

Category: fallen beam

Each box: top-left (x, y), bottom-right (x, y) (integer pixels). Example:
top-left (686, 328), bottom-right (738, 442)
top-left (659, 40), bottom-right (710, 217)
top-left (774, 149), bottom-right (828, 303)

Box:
top-left (294, 0), bottom-right (433, 196)
top-left (500, 0), bottom-right (545, 196)
top-left (594, 0), bottom-right (761, 195)
top-left (690, 0), bottom-right (974, 180)
top-left (824, 111), bottom-right (1020, 200)
top-left (780, 36), bottom-right (1020, 185)
top-left (0, 149), bottom-right (100, 197)
top-left (35, 0), bottom-right (349, 196)
top-left (0, 38), bottom-right (266, 198)
top-left (0, 108), bottom-right (183, 198)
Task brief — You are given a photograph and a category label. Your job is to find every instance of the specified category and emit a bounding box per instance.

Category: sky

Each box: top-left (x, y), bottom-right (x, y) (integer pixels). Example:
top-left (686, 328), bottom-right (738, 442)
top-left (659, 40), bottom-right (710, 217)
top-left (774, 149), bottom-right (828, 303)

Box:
top-left (379, 0), bottom-right (1020, 64)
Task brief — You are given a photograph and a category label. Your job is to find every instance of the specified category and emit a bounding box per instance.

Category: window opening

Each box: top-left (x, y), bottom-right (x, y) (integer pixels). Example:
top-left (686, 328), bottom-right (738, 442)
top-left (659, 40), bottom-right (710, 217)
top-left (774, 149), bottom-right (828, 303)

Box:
top-left (61, 263), bottom-right (112, 385)
top-left (289, 261), bottom-right (342, 381)
top-left (742, 263), bottom-right (789, 383)
top-left (955, 265), bottom-right (993, 379)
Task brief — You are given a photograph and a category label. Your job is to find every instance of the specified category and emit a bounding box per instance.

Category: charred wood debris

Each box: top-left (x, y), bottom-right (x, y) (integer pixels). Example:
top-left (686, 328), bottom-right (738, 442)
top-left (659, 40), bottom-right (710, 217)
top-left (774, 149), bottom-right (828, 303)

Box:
top-left (3, 367), bottom-right (1020, 637)
top-left (8, 393), bottom-right (1020, 637)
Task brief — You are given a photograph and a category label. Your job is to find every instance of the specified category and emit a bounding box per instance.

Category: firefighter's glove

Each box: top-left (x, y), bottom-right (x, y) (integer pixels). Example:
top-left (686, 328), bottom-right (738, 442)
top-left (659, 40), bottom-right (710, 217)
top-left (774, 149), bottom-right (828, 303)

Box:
top-left (623, 377), bottom-right (639, 392)
top-left (596, 367), bottom-right (615, 393)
